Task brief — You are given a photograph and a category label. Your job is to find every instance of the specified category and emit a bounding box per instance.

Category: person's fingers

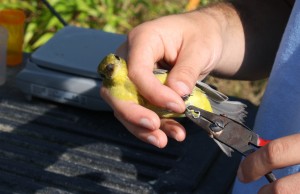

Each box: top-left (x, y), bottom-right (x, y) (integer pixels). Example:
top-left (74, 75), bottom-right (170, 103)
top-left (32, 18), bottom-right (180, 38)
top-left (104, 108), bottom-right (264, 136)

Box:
top-left (238, 134), bottom-right (300, 183)
top-left (101, 87), bottom-right (168, 148)
top-left (258, 173), bottom-right (300, 194)
top-left (125, 22), bottom-right (186, 114)
top-left (166, 43), bottom-right (217, 96)
top-left (101, 87), bottom-right (160, 130)
top-left (114, 111), bottom-right (168, 148)
top-left (160, 118), bottom-right (186, 142)
top-left (165, 12), bottom-right (223, 96)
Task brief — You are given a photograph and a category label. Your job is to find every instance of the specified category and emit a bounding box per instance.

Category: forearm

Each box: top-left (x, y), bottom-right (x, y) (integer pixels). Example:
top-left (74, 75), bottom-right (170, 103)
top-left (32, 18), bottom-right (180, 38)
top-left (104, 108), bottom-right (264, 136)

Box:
top-left (204, 0), bottom-right (292, 80)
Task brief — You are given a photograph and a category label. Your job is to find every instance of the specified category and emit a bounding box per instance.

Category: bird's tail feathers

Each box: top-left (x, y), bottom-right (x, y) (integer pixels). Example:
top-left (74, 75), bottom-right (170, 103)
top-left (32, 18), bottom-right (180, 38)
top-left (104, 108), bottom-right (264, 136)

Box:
top-left (196, 81), bottom-right (247, 123)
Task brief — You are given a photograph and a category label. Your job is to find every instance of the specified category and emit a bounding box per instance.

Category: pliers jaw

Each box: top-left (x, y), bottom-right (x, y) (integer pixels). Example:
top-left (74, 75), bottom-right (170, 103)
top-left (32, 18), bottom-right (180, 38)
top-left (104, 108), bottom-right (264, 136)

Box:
top-left (185, 105), bottom-right (258, 156)
top-left (185, 105), bottom-right (276, 182)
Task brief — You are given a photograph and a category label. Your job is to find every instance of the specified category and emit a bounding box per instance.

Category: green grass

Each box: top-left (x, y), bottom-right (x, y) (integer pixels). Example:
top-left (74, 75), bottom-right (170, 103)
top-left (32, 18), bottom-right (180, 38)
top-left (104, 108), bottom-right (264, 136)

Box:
top-left (1, 0), bottom-right (187, 52)
top-left (0, 0), bottom-right (267, 105)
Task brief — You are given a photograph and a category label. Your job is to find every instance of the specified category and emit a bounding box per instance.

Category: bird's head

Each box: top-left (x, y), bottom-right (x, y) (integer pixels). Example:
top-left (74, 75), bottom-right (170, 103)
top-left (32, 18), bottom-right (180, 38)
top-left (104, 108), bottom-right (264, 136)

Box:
top-left (97, 53), bottom-right (127, 83)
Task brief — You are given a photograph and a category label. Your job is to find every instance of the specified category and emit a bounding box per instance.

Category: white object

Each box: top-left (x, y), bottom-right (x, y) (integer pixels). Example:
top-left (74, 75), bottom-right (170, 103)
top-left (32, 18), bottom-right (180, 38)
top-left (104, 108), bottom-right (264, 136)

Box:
top-left (0, 26), bottom-right (8, 85)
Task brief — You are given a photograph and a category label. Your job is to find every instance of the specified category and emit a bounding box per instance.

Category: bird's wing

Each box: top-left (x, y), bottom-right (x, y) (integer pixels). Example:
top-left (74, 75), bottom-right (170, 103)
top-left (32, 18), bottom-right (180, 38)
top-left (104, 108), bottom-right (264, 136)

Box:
top-left (196, 81), bottom-right (247, 123)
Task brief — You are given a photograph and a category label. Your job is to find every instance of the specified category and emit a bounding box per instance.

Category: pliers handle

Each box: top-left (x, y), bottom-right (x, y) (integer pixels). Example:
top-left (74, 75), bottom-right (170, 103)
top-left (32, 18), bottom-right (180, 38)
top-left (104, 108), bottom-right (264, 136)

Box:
top-left (185, 105), bottom-right (276, 183)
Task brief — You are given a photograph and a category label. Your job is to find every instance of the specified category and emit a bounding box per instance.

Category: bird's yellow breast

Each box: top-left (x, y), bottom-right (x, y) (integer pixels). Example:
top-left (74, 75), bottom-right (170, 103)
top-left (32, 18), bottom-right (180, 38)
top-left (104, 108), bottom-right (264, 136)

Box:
top-left (98, 53), bottom-right (213, 118)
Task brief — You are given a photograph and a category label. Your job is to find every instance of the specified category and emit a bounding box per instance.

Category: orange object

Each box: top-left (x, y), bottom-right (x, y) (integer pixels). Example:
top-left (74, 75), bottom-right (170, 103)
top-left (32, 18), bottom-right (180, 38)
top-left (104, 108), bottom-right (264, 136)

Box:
top-left (186, 0), bottom-right (201, 11)
top-left (0, 9), bottom-right (25, 66)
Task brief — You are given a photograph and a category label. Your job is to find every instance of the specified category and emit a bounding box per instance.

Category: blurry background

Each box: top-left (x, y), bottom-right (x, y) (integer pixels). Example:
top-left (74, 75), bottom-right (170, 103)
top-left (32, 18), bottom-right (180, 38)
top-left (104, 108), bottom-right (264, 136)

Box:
top-left (0, 0), bottom-right (267, 106)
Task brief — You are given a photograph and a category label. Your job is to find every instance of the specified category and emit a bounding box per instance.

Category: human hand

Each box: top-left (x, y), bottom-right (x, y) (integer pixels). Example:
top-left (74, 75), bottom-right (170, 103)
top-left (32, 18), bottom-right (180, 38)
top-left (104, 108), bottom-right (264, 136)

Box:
top-left (101, 4), bottom-right (244, 148)
top-left (237, 134), bottom-right (300, 194)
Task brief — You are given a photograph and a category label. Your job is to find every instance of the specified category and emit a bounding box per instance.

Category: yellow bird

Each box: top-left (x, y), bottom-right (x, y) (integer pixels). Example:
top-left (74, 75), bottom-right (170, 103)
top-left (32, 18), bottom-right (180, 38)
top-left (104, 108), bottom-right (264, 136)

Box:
top-left (98, 53), bottom-right (246, 120)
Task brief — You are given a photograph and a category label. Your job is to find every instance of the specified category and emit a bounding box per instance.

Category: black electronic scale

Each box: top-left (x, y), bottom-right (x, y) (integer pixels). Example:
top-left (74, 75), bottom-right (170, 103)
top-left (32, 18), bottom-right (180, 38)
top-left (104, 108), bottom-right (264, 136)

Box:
top-left (16, 26), bottom-right (126, 110)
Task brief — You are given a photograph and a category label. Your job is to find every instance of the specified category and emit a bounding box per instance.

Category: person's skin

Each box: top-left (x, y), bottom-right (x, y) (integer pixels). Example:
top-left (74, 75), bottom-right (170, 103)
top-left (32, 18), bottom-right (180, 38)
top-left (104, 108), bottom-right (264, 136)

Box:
top-left (101, 0), bottom-right (290, 148)
top-left (238, 134), bottom-right (300, 194)
top-left (102, 3), bottom-right (246, 148)
top-left (100, 0), bottom-right (297, 193)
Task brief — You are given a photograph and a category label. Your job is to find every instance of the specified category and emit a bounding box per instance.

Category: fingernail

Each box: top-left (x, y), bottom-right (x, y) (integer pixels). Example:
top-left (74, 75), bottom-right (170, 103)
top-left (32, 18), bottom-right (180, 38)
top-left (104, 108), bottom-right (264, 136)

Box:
top-left (139, 118), bottom-right (154, 130)
top-left (166, 102), bottom-right (183, 113)
top-left (147, 135), bottom-right (160, 147)
top-left (175, 81), bottom-right (190, 96)
top-left (171, 131), bottom-right (182, 142)
top-left (237, 166), bottom-right (245, 182)
top-left (170, 129), bottom-right (185, 142)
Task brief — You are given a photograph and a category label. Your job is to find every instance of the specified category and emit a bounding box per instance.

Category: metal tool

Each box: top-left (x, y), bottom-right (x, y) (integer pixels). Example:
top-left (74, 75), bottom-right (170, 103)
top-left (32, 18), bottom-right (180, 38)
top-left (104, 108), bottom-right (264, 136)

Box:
top-left (185, 105), bottom-right (277, 183)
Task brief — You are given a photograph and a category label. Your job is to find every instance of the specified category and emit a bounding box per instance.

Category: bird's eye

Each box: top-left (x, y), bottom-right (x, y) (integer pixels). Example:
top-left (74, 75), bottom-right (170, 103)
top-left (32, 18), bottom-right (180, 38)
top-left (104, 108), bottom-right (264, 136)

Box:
top-left (105, 63), bottom-right (114, 74)
top-left (114, 54), bottom-right (120, 61)
top-left (104, 63), bottom-right (115, 77)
